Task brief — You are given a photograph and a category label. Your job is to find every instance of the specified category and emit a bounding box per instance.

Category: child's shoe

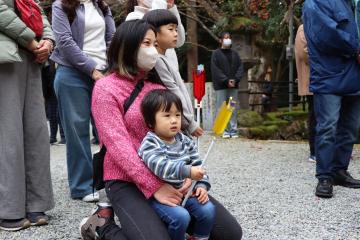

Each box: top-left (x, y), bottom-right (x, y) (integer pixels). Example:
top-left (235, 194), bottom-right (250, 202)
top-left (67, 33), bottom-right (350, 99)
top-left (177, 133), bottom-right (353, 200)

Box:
top-left (82, 192), bottom-right (100, 202)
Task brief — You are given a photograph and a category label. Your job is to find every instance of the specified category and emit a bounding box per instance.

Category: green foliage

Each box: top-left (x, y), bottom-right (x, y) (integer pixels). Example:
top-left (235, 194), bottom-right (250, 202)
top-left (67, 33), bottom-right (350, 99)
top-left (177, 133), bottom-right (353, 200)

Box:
top-left (237, 109), bottom-right (263, 127)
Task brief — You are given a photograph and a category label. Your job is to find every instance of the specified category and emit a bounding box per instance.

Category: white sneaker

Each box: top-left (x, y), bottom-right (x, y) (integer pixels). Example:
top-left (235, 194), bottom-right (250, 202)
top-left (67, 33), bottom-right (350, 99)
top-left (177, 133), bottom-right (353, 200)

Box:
top-left (308, 155), bottom-right (316, 163)
top-left (82, 192), bottom-right (100, 202)
top-left (222, 132), bottom-right (231, 139)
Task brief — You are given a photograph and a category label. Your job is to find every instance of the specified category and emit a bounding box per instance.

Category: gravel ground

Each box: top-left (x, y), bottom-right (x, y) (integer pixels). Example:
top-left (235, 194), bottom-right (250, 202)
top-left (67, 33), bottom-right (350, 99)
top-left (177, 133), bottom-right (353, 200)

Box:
top-left (1, 134), bottom-right (360, 240)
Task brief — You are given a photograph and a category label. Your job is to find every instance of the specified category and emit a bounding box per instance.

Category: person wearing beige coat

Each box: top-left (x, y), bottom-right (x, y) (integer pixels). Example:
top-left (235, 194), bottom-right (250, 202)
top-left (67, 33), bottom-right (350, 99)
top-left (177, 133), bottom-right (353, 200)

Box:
top-left (295, 24), bottom-right (317, 163)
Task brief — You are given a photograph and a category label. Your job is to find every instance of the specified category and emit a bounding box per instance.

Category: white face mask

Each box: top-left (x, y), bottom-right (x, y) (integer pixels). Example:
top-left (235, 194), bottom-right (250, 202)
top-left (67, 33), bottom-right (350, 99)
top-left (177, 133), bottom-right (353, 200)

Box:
top-left (137, 46), bottom-right (159, 71)
top-left (143, 0), bottom-right (153, 8)
top-left (223, 38), bottom-right (232, 47)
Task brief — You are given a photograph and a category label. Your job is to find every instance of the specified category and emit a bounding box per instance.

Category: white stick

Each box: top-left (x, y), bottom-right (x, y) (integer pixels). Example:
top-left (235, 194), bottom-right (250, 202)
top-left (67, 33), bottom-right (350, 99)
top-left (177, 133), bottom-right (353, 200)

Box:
top-left (181, 138), bottom-right (215, 207)
top-left (196, 100), bottom-right (201, 147)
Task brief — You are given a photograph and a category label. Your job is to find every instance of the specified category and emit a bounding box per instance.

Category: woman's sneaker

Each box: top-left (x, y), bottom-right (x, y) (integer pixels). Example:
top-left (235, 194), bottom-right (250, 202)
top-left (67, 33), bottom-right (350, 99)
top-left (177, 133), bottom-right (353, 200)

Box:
top-left (26, 212), bottom-right (49, 226)
top-left (80, 203), bottom-right (114, 240)
top-left (0, 218), bottom-right (31, 231)
top-left (82, 192), bottom-right (100, 202)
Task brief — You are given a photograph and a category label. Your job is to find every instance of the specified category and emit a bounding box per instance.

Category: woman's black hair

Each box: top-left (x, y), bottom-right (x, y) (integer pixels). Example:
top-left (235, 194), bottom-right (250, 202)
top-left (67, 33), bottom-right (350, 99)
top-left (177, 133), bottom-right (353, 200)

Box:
top-left (125, 0), bottom-right (137, 15)
top-left (142, 9), bottom-right (178, 32)
top-left (107, 20), bottom-right (161, 82)
top-left (141, 89), bottom-right (183, 129)
top-left (61, 0), bottom-right (108, 24)
top-left (219, 31), bottom-right (231, 39)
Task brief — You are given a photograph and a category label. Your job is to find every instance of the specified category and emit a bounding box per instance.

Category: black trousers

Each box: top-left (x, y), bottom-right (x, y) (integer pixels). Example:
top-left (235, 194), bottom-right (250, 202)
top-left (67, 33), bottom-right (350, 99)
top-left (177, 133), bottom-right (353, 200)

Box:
top-left (46, 95), bottom-right (65, 140)
top-left (307, 96), bottom-right (316, 156)
top-left (99, 181), bottom-right (242, 240)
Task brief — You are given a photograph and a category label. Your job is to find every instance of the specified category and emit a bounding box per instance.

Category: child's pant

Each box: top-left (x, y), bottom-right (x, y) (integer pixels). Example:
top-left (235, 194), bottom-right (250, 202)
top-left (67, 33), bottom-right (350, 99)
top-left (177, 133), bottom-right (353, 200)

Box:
top-left (150, 197), bottom-right (216, 240)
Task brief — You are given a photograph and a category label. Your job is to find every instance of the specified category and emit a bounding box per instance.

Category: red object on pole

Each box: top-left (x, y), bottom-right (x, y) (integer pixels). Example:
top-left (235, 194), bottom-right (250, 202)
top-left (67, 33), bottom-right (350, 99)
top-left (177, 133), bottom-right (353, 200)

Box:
top-left (193, 69), bottom-right (205, 102)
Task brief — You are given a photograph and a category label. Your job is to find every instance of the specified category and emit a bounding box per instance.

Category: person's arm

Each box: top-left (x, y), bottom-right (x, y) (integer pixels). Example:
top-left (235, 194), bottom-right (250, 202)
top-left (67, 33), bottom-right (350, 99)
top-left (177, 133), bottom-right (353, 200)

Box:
top-left (168, 5), bottom-right (185, 47)
top-left (51, 2), bottom-right (97, 76)
top-left (91, 83), bottom-right (163, 199)
top-left (138, 135), bottom-right (192, 181)
top-left (211, 50), bottom-right (230, 87)
top-left (303, 1), bottom-right (360, 58)
top-left (233, 52), bottom-right (244, 84)
top-left (0, 0), bottom-right (36, 48)
top-left (155, 59), bottom-right (199, 134)
top-left (104, 6), bottom-right (116, 46)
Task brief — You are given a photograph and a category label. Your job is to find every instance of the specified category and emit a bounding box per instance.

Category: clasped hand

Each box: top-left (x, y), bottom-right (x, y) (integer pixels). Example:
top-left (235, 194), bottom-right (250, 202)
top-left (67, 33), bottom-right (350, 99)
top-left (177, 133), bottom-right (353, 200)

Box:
top-left (27, 39), bottom-right (53, 64)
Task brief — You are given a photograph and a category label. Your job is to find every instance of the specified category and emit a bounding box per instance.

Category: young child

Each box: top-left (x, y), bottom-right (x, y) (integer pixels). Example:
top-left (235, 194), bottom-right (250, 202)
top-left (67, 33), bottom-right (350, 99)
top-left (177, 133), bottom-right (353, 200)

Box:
top-left (143, 9), bottom-right (203, 137)
top-left (138, 89), bottom-right (215, 240)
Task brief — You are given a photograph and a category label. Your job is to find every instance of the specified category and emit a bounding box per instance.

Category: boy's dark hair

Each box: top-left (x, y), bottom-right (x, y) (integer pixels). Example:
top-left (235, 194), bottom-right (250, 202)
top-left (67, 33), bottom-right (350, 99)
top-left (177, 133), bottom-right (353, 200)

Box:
top-left (107, 20), bottom-right (159, 79)
top-left (141, 89), bottom-right (183, 129)
top-left (143, 9), bottom-right (178, 32)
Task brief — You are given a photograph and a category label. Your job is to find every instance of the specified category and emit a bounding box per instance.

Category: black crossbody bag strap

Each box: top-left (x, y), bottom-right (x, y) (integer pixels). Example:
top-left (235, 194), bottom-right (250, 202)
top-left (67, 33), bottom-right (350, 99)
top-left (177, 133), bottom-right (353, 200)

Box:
top-left (93, 79), bottom-right (145, 191)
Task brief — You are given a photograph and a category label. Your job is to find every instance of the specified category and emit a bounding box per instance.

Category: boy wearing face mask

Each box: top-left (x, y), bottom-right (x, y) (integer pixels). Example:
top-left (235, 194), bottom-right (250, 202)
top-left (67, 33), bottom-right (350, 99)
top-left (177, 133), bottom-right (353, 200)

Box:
top-left (143, 9), bottom-right (204, 137)
top-left (211, 32), bottom-right (243, 139)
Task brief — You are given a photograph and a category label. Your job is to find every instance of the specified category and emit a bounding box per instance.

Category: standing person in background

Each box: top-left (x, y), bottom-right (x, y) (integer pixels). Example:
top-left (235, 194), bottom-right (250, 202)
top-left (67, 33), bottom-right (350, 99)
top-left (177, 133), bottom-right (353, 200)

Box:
top-left (0, 0), bottom-right (54, 231)
top-left (51, 0), bottom-right (115, 202)
top-left (303, 0), bottom-right (360, 198)
top-left (294, 24), bottom-right (316, 163)
top-left (41, 59), bottom-right (66, 145)
top-left (125, 0), bottom-right (185, 71)
top-left (211, 32), bottom-right (243, 139)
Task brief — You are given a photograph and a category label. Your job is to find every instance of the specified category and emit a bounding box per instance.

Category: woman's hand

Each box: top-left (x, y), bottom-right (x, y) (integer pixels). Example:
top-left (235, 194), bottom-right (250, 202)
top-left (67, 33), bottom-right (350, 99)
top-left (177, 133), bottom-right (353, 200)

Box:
top-left (178, 178), bottom-right (192, 195)
top-left (26, 39), bottom-right (39, 52)
top-left (191, 127), bottom-right (204, 137)
top-left (34, 39), bottom-right (53, 63)
top-left (153, 183), bottom-right (183, 207)
top-left (92, 69), bottom-right (105, 81)
top-left (193, 187), bottom-right (209, 204)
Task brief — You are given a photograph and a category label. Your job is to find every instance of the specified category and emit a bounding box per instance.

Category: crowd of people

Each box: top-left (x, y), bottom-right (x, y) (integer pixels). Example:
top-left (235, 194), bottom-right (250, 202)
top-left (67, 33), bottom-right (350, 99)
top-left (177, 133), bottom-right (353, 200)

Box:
top-left (1, 0), bottom-right (360, 239)
top-left (0, 0), bottom-right (242, 239)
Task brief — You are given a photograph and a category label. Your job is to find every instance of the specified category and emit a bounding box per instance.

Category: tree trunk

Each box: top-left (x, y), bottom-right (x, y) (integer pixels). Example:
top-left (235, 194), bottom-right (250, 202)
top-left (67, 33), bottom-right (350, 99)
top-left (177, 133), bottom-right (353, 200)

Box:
top-left (186, 0), bottom-right (198, 82)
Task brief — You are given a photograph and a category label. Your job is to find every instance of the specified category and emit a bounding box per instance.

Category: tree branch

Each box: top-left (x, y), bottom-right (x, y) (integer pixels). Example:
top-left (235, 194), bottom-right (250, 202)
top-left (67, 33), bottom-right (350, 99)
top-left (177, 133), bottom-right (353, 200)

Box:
top-left (179, 10), bottom-right (219, 41)
top-left (184, 41), bottom-right (215, 52)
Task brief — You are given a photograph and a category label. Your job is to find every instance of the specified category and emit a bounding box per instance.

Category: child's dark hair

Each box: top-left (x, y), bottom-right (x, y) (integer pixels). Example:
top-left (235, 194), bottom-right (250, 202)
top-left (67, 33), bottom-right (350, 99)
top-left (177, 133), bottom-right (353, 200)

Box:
top-left (143, 9), bottom-right (178, 32)
top-left (141, 89), bottom-right (183, 129)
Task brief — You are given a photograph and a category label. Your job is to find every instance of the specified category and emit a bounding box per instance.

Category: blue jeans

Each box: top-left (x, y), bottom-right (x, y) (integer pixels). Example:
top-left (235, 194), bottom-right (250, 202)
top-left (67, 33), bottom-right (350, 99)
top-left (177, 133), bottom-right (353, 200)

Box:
top-left (54, 65), bottom-right (94, 198)
top-left (314, 94), bottom-right (360, 179)
top-left (150, 197), bottom-right (216, 240)
top-left (215, 89), bottom-right (239, 135)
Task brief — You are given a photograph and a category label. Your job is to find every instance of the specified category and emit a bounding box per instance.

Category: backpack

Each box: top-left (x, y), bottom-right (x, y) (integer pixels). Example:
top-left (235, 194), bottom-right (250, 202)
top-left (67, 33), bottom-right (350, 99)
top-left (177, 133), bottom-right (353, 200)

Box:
top-left (93, 79), bottom-right (145, 191)
top-left (15, 0), bottom-right (43, 38)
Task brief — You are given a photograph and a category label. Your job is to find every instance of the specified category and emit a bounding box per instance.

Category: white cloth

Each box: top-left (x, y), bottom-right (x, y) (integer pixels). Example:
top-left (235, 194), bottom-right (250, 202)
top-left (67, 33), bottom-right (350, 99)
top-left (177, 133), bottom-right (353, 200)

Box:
top-left (125, 3), bottom-right (185, 71)
top-left (82, 1), bottom-right (107, 70)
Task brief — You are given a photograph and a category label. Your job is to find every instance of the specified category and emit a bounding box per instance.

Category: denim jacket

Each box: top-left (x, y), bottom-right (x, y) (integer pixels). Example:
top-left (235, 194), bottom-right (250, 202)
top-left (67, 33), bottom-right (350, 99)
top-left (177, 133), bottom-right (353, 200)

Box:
top-left (303, 0), bottom-right (360, 94)
top-left (50, 0), bottom-right (115, 76)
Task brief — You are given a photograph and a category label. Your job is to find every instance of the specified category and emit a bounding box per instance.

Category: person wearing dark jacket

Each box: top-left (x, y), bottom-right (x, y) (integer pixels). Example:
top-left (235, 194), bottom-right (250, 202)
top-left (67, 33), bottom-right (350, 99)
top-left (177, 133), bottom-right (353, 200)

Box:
top-left (303, 0), bottom-right (360, 198)
top-left (211, 32), bottom-right (243, 138)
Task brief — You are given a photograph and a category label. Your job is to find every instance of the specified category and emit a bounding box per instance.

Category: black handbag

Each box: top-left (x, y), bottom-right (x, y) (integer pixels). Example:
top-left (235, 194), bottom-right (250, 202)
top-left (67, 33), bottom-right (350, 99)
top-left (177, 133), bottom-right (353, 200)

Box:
top-left (93, 79), bottom-right (144, 191)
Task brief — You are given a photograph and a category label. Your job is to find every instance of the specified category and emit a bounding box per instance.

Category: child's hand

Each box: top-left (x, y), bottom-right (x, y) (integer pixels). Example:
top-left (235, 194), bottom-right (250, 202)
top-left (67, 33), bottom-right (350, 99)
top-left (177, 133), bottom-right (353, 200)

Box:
top-left (190, 166), bottom-right (204, 181)
top-left (167, 0), bottom-right (174, 8)
top-left (194, 187), bottom-right (209, 204)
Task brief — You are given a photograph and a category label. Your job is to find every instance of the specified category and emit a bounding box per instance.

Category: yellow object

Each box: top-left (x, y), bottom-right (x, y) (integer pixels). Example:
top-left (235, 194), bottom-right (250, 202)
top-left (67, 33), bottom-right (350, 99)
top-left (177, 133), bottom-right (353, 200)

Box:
top-left (212, 97), bottom-right (236, 135)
